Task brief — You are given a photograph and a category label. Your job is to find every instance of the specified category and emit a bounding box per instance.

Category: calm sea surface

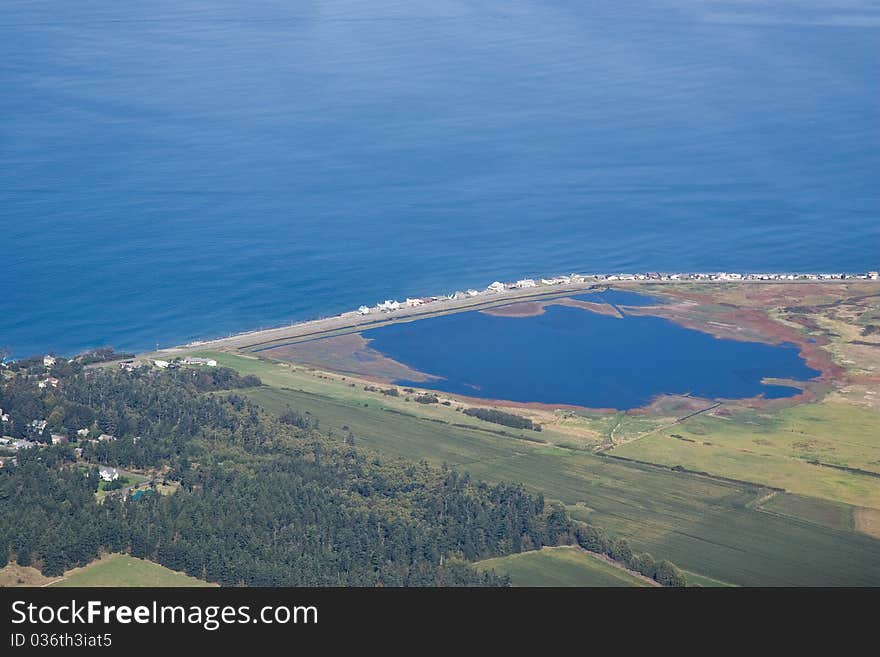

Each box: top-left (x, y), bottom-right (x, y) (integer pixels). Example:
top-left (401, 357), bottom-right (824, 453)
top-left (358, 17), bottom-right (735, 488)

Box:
top-left (2, 1), bottom-right (878, 357)
top-left (364, 295), bottom-right (820, 408)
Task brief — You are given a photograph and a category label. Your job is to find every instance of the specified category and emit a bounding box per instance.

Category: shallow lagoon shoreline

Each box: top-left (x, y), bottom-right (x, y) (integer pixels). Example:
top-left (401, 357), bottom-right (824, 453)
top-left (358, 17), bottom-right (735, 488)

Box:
top-left (156, 275), bottom-right (880, 357)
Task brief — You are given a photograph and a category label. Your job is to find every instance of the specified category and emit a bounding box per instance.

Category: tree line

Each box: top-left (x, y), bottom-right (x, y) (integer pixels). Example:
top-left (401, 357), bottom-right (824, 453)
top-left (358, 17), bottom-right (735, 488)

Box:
top-left (463, 407), bottom-right (541, 431)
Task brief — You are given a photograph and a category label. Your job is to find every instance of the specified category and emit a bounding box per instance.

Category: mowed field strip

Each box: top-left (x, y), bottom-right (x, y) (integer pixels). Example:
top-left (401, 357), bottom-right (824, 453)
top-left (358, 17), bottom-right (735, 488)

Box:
top-left (475, 546), bottom-right (654, 587)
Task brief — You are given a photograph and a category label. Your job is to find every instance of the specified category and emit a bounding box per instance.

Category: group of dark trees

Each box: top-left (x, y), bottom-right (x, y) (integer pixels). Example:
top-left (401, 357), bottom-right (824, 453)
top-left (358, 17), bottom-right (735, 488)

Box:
top-left (463, 407), bottom-right (541, 431)
top-left (0, 356), bottom-right (686, 586)
top-left (77, 347), bottom-right (135, 365)
top-left (279, 407), bottom-right (318, 430)
top-left (574, 524), bottom-right (687, 587)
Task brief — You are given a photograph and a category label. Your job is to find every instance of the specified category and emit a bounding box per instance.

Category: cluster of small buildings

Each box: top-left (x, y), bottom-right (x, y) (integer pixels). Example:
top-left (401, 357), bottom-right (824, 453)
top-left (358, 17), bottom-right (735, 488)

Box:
top-left (351, 270), bottom-right (879, 316)
top-left (29, 419), bottom-right (47, 436)
top-left (0, 436), bottom-right (38, 451)
top-left (151, 357), bottom-right (217, 369)
top-left (119, 359), bottom-right (148, 371)
top-left (0, 426), bottom-right (116, 453)
top-left (181, 357), bottom-right (217, 367)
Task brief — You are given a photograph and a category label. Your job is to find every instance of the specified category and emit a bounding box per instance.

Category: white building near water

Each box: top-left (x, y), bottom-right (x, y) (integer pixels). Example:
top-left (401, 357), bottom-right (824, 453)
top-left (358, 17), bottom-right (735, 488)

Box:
top-left (154, 360), bottom-right (170, 369)
top-left (487, 281), bottom-right (505, 293)
top-left (357, 305), bottom-right (371, 315)
top-left (515, 279), bottom-right (537, 289)
top-left (43, 355), bottom-right (56, 367)
top-left (182, 357), bottom-right (217, 367)
top-left (377, 300), bottom-right (401, 312)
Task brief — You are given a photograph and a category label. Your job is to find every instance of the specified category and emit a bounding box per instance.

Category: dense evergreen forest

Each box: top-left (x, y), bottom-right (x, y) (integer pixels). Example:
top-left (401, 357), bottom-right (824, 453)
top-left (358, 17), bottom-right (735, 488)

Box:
top-left (0, 355), bottom-right (686, 586)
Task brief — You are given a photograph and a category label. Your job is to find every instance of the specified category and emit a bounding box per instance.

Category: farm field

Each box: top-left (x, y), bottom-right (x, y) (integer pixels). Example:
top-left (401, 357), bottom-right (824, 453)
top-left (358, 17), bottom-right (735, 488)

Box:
top-left (758, 492), bottom-right (857, 532)
top-left (51, 554), bottom-right (214, 587)
top-left (680, 571), bottom-right (736, 587)
top-left (179, 333), bottom-right (880, 588)
top-left (200, 356), bottom-right (880, 586)
top-left (475, 547), bottom-right (651, 587)
top-left (610, 402), bottom-right (880, 510)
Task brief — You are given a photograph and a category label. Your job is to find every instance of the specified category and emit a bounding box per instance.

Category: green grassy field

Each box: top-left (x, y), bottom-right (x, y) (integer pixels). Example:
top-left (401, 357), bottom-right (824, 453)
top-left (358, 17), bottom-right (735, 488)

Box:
top-left (680, 571), bottom-right (736, 587)
top-left (758, 492), bottom-right (857, 532)
top-left (197, 351), bottom-right (880, 586)
top-left (610, 402), bottom-right (880, 509)
top-left (51, 554), bottom-right (214, 587)
top-left (191, 350), bottom-right (623, 446)
top-left (475, 547), bottom-right (651, 587)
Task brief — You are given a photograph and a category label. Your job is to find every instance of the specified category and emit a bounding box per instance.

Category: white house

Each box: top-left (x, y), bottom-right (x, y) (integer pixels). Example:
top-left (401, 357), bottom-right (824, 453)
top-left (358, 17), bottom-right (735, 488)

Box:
top-left (99, 466), bottom-right (119, 482)
top-left (77, 428), bottom-right (90, 437)
top-left (405, 297), bottom-right (423, 307)
top-left (515, 279), bottom-right (537, 289)
top-left (43, 355), bottom-right (56, 367)
top-left (357, 305), bottom-right (371, 315)
top-left (182, 357), bottom-right (217, 367)
top-left (869, 271), bottom-right (879, 280)
top-left (14, 440), bottom-right (38, 450)
top-left (0, 409), bottom-right (9, 423)
top-left (154, 360), bottom-right (170, 369)
top-left (377, 300), bottom-right (401, 312)
top-left (487, 281), bottom-right (505, 293)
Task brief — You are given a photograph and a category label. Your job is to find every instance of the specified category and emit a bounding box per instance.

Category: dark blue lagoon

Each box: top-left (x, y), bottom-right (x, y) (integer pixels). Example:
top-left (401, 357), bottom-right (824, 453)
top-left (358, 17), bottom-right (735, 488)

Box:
top-left (363, 305), bottom-right (820, 409)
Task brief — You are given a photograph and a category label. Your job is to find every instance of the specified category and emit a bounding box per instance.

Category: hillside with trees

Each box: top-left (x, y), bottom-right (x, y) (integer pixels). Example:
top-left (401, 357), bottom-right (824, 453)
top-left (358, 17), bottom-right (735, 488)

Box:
top-left (0, 357), bottom-right (685, 586)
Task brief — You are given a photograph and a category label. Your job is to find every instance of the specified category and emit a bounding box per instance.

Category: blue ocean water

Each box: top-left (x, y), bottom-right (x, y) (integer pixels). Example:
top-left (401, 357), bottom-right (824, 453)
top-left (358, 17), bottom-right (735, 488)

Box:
top-left (2, 1), bottom-right (878, 357)
top-left (364, 301), bottom-right (821, 408)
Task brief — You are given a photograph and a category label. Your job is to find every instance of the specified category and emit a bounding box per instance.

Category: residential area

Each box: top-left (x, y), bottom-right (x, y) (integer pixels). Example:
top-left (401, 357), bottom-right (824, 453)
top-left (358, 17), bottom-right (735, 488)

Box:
top-left (355, 270), bottom-right (880, 315)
